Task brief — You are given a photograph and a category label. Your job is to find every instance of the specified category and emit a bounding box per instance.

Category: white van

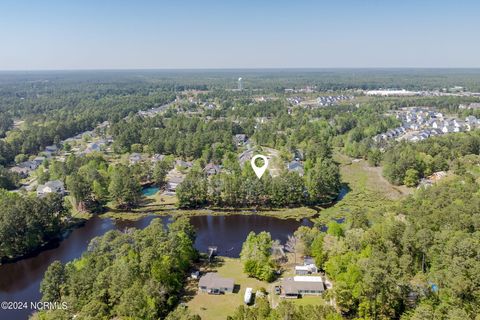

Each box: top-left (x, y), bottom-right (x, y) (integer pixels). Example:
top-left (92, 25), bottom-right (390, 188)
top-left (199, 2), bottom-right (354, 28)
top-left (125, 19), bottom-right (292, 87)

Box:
top-left (244, 287), bottom-right (253, 304)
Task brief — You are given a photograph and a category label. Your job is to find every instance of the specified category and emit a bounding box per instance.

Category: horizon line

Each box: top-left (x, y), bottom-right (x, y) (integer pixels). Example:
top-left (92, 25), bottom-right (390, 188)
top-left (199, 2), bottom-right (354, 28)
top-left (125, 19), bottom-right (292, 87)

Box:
top-left (1, 66), bottom-right (480, 72)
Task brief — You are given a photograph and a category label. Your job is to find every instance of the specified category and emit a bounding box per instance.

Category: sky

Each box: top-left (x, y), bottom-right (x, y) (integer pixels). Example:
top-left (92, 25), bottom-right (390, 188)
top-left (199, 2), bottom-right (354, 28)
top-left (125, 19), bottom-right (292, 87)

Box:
top-left (0, 0), bottom-right (479, 70)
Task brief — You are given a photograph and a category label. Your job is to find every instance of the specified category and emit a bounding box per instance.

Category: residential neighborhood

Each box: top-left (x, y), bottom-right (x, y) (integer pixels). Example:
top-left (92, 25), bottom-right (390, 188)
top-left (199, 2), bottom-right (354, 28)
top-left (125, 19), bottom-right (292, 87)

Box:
top-left (2, 1), bottom-right (480, 319)
top-left (373, 107), bottom-right (480, 144)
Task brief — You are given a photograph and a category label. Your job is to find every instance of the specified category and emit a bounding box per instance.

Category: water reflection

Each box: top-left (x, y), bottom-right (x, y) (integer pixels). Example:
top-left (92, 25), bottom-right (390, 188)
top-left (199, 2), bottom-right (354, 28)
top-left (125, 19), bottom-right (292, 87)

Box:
top-left (0, 214), bottom-right (311, 320)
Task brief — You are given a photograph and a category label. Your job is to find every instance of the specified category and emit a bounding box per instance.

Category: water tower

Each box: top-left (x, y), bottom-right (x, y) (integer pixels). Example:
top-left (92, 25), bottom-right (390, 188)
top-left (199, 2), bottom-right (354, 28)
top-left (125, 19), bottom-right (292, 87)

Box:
top-left (238, 77), bottom-right (243, 91)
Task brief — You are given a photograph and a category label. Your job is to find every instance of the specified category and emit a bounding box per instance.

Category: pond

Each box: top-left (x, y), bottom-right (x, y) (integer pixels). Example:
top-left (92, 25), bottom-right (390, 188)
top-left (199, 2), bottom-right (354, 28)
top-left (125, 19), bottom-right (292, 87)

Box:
top-left (141, 186), bottom-right (159, 196)
top-left (0, 214), bottom-right (312, 320)
top-left (336, 185), bottom-right (350, 201)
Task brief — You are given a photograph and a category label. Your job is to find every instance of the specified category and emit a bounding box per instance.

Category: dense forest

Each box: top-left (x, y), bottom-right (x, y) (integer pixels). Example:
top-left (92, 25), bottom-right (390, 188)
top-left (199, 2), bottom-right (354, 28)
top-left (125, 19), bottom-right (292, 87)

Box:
top-left (0, 74), bottom-right (176, 165)
top-left (31, 154), bottom-right (144, 212)
top-left (36, 217), bottom-right (197, 320)
top-left (0, 152), bottom-right (147, 260)
top-left (227, 297), bottom-right (341, 320)
top-left (0, 191), bottom-right (66, 261)
top-left (291, 178), bottom-right (480, 320)
top-left (176, 156), bottom-right (341, 208)
top-left (110, 115), bottom-right (239, 161)
top-left (0, 165), bottom-right (20, 190)
top-left (382, 131), bottom-right (480, 185)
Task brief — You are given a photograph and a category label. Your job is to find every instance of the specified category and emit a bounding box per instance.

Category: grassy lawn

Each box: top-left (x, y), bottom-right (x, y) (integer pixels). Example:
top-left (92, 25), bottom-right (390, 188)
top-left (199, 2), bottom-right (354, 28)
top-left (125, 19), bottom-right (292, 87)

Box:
top-left (185, 257), bottom-right (269, 320)
top-left (334, 151), bottom-right (411, 199)
top-left (314, 151), bottom-right (412, 224)
top-left (266, 252), bottom-right (330, 308)
top-left (170, 206), bottom-right (318, 220)
top-left (289, 295), bottom-right (329, 307)
top-left (101, 193), bottom-right (177, 220)
top-left (183, 255), bottom-right (328, 318)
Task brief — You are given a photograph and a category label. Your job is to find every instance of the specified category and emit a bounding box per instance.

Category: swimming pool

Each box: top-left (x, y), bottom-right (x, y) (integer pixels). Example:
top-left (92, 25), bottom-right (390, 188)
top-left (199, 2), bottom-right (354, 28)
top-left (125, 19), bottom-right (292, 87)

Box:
top-left (141, 186), bottom-right (159, 196)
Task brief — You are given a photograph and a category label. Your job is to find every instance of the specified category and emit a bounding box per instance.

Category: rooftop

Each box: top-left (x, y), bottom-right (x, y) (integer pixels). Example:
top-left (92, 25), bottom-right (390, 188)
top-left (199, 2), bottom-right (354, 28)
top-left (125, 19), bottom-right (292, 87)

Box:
top-left (293, 276), bottom-right (323, 282)
top-left (282, 277), bottom-right (325, 295)
top-left (198, 272), bottom-right (234, 289)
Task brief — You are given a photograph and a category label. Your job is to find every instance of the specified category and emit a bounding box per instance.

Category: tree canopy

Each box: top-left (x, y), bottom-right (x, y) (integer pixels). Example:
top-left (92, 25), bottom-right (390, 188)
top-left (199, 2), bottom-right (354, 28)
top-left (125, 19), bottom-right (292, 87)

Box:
top-left (37, 217), bottom-right (197, 320)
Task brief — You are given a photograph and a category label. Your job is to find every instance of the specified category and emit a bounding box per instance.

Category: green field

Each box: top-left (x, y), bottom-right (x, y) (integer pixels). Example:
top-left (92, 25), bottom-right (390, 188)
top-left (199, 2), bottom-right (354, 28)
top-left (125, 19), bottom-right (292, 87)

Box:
top-left (101, 192), bottom-right (177, 220)
top-left (314, 151), bottom-right (412, 224)
top-left (184, 258), bottom-right (269, 320)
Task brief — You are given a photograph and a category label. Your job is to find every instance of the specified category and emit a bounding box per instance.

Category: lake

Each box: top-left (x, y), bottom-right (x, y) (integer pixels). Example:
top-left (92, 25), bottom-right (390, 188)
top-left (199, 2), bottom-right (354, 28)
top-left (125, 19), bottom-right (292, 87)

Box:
top-left (0, 214), bottom-right (312, 320)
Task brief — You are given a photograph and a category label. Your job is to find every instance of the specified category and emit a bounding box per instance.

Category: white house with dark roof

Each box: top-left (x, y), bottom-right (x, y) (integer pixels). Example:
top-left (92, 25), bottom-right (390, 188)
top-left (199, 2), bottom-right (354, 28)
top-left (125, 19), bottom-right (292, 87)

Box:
top-left (431, 121), bottom-right (441, 129)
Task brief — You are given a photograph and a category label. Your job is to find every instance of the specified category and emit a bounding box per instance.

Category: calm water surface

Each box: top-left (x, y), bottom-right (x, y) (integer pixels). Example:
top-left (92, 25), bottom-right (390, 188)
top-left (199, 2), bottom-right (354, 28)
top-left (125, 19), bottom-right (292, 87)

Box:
top-left (141, 186), bottom-right (159, 196)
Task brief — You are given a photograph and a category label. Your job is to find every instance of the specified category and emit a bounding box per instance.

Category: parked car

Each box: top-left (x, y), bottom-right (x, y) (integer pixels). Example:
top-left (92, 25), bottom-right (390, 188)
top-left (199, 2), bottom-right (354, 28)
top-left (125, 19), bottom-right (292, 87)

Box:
top-left (208, 289), bottom-right (222, 295)
top-left (274, 286), bottom-right (281, 295)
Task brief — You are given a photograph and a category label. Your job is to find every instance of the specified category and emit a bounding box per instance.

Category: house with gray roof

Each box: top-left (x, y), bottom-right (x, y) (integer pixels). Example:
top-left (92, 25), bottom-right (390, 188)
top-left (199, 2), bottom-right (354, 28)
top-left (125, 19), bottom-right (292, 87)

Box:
top-left (282, 276), bottom-right (325, 298)
top-left (295, 257), bottom-right (318, 275)
top-left (37, 180), bottom-right (65, 197)
top-left (204, 163), bottom-right (221, 176)
top-left (9, 166), bottom-right (30, 178)
top-left (33, 156), bottom-right (46, 166)
top-left (18, 160), bottom-right (39, 170)
top-left (238, 148), bottom-right (254, 166)
top-left (85, 142), bottom-right (103, 154)
top-left (45, 145), bottom-right (58, 153)
top-left (165, 169), bottom-right (185, 194)
top-left (175, 159), bottom-right (193, 168)
top-left (442, 125), bottom-right (455, 134)
top-left (234, 134), bottom-right (248, 146)
top-left (198, 273), bottom-right (234, 294)
top-left (287, 161), bottom-right (304, 176)
top-left (129, 153), bottom-right (142, 164)
top-left (151, 154), bottom-right (166, 162)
